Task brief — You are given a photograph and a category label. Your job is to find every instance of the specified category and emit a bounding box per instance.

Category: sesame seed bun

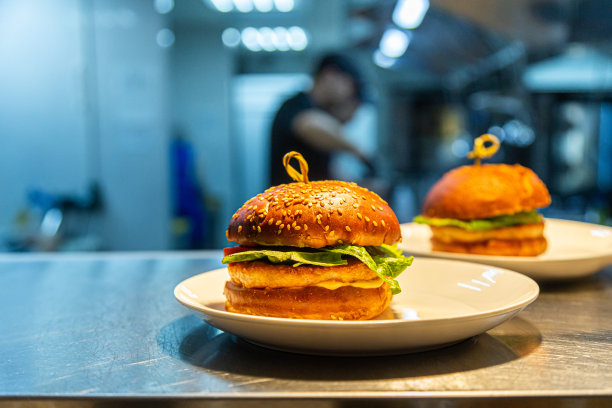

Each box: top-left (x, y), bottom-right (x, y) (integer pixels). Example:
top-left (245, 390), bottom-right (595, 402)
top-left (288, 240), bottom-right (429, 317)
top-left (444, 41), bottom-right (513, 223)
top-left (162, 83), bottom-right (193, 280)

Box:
top-left (422, 164), bottom-right (551, 220)
top-left (226, 180), bottom-right (401, 248)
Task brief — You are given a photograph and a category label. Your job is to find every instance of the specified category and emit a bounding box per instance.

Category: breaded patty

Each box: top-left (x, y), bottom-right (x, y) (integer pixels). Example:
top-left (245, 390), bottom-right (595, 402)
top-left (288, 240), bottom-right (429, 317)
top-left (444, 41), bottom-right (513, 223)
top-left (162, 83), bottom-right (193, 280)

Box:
top-left (227, 257), bottom-right (380, 289)
top-left (432, 237), bottom-right (547, 256)
top-left (224, 281), bottom-right (392, 320)
top-left (430, 222), bottom-right (545, 243)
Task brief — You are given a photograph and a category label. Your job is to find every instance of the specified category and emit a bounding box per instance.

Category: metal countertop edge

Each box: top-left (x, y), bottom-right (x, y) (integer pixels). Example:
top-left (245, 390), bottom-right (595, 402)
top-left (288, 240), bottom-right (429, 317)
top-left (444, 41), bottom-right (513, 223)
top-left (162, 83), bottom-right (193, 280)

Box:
top-left (3, 390), bottom-right (612, 400)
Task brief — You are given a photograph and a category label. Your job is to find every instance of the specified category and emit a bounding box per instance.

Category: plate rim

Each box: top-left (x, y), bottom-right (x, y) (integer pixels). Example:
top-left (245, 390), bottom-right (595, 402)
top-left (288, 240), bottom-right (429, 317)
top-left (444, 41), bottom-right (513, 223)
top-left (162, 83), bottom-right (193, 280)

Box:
top-left (174, 258), bottom-right (539, 327)
top-left (399, 218), bottom-right (612, 264)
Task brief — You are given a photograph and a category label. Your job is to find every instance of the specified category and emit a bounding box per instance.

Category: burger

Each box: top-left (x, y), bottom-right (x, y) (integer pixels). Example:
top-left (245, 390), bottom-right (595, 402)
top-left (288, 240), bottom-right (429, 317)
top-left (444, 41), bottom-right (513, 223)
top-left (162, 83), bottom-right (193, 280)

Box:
top-left (221, 152), bottom-right (412, 320)
top-left (414, 163), bottom-right (551, 256)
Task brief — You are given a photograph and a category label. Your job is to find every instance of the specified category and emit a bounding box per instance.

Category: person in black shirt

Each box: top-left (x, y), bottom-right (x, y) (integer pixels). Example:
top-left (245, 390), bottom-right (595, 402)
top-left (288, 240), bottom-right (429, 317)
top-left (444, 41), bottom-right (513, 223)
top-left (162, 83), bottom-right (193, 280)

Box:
top-left (269, 54), bottom-right (373, 185)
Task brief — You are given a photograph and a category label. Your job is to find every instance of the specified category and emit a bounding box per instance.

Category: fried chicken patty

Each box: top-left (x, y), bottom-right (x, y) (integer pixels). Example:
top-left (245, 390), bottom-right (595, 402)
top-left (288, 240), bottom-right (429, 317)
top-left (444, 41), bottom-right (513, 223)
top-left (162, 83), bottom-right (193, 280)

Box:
top-left (224, 281), bottom-right (392, 320)
top-left (430, 222), bottom-right (545, 243)
top-left (227, 257), bottom-right (380, 289)
top-left (431, 237), bottom-right (547, 256)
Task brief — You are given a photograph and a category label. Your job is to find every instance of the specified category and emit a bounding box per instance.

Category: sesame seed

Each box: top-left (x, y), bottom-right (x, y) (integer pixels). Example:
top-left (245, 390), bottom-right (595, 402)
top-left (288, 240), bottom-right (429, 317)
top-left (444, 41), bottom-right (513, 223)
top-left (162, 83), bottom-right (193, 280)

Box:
top-left (252, 225), bottom-right (256, 231)
top-left (276, 220), bottom-right (282, 226)
top-left (371, 205), bottom-right (376, 211)
top-left (357, 213), bottom-right (363, 220)
top-left (337, 209), bottom-right (342, 215)
top-left (381, 220), bottom-right (386, 227)
top-left (238, 226), bottom-right (243, 232)
top-left (345, 226), bottom-right (351, 232)
top-left (353, 203), bottom-right (359, 209)
top-left (324, 225), bottom-right (330, 231)
top-left (378, 206), bottom-right (384, 211)
top-left (257, 226), bottom-right (261, 233)
top-left (280, 224), bottom-right (284, 229)
top-left (277, 229), bottom-right (282, 235)
top-left (304, 224), bottom-right (308, 231)
top-left (373, 221), bottom-right (378, 227)
top-left (268, 219), bottom-right (274, 225)
top-left (287, 224), bottom-right (291, 230)
top-left (292, 221), bottom-right (297, 227)
top-left (294, 226), bottom-right (301, 230)
top-left (365, 216), bottom-right (370, 222)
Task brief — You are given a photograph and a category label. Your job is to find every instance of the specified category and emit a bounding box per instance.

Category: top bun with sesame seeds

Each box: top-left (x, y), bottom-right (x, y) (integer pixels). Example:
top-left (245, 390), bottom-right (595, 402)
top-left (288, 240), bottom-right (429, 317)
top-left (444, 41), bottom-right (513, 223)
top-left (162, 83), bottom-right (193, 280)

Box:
top-left (226, 180), bottom-right (401, 248)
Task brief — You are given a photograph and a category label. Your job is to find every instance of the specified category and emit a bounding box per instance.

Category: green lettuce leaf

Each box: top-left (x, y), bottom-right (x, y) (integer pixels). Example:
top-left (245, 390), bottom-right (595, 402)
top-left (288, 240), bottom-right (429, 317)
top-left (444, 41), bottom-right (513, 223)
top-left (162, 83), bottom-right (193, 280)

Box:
top-left (321, 244), bottom-right (413, 295)
top-left (221, 244), bottom-right (413, 295)
top-left (413, 210), bottom-right (541, 231)
top-left (222, 249), bottom-right (347, 267)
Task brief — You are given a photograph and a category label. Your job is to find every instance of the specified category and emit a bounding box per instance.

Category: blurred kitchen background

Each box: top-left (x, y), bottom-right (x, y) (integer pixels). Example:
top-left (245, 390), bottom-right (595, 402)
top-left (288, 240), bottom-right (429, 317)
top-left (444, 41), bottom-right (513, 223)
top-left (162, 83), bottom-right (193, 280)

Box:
top-left (1, 0), bottom-right (611, 252)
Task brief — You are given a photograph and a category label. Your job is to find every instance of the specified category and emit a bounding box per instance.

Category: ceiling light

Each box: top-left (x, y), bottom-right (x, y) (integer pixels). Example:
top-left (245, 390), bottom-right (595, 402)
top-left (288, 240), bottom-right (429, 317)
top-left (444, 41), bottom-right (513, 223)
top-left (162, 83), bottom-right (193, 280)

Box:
top-left (272, 27), bottom-right (290, 51)
top-left (379, 28), bottom-right (411, 58)
top-left (257, 27), bottom-right (276, 51)
top-left (156, 28), bottom-right (175, 48)
top-left (287, 26), bottom-right (307, 51)
top-left (392, 0), bottom-right (429, 29)
top-left (274, 0), bottom-right (294, 12)
top-left (253, 0), bottom-right (274, 12)
top-left (222, 27), bottom-right (241, 47)
top-left (373, 49), bottom-right (396, 69)
top-left (241, 27), bottom-right (262, 51)
top-left (154, 0), bottom-right (174, 14)
top-left (233, 0), bottom-right (253, 12)
top-left (209, 0), bottom-right (233, 12)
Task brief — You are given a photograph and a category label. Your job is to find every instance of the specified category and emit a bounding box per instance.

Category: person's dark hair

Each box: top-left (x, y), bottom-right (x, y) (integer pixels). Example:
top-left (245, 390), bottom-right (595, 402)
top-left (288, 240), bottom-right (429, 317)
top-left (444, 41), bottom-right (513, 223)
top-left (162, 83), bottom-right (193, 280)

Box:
top-left (314, 53), bottom-right (365, 101)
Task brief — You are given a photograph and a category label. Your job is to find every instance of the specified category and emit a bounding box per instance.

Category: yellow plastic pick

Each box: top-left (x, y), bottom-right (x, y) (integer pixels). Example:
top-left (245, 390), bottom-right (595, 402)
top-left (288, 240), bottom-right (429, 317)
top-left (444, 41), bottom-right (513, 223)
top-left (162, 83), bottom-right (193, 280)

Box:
top-left (467, 134), bottom-right (500, 166)
top-left (283, 151), bottom-right (309, 183)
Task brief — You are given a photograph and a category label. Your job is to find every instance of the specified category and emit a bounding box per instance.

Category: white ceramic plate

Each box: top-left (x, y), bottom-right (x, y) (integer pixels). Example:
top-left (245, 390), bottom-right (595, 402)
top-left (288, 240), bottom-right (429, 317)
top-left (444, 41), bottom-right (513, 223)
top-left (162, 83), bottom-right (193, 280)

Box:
top-left (399, 218), bottom-right (612, 281)
top-left (174, 258), bottom-right (538, 356)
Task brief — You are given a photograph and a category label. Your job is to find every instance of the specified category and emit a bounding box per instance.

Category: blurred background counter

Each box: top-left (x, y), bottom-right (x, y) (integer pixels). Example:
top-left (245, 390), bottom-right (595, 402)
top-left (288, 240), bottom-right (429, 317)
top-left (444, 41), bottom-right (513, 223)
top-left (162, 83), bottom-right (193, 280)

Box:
top-left (1, 0), bottom-right (611, 254)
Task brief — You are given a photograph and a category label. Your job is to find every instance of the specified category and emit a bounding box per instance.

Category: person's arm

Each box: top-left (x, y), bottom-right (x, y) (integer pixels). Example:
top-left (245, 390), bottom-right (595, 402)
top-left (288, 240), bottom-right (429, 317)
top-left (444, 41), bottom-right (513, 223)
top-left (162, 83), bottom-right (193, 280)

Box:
top-left (292, 109), bottom-right (370, 166)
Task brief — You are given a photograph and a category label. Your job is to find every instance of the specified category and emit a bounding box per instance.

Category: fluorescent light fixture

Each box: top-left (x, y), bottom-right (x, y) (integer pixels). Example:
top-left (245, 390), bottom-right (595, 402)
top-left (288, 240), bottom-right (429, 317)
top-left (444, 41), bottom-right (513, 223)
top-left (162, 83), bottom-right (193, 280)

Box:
top-left (287, 26), bottom-right (307, 50)
top-left (233, 0), bottom-right (253, 12)
top-left (373, 49), bottom-right (396, 68)
top-left (156, 28), bottom-right (175, 48)
top-left (379, 27), bottom-right (411, 58)
top-left (241, 27), bottom-right (262, 51)
top-left (154, 0), bottom-right (174, 14)
top-left (272, 27), bottom-right (290, 51)
top-left (254, 0), bottom-right (274, 12)
top-left (257, 27), bottom-right (276, 51)
top-left (209, 0), bottom-right (233, 12)
top-left (274, 0), bottom-right (294, 12)
top-left (222, 27), bottom-right (241, 47)
top-left (235, 26), bottom-right (307, 52)
top-left (392, 0), bottom-right (429, 29)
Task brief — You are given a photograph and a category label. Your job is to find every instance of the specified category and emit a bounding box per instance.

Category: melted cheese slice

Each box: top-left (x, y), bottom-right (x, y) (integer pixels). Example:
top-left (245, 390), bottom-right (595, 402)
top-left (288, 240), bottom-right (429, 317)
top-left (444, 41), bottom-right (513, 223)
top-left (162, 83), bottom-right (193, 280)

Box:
top-left (313, 278), bottom-right (384, 290)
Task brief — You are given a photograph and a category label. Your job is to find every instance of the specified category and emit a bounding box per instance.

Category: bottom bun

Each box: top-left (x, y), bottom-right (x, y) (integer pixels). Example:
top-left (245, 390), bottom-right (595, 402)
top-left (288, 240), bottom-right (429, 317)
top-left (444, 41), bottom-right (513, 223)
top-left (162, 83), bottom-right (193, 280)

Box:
top-left (431, 237), bottom-right (547, 256)
top-left (223, 281), bottom-right (392, 320)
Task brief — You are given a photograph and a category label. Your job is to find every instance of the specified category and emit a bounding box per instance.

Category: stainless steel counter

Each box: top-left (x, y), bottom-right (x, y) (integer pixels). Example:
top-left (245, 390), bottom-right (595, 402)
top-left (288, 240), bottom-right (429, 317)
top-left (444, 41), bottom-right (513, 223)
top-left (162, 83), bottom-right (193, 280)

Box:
top-left (1, 251), bottom-right (611, 407)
